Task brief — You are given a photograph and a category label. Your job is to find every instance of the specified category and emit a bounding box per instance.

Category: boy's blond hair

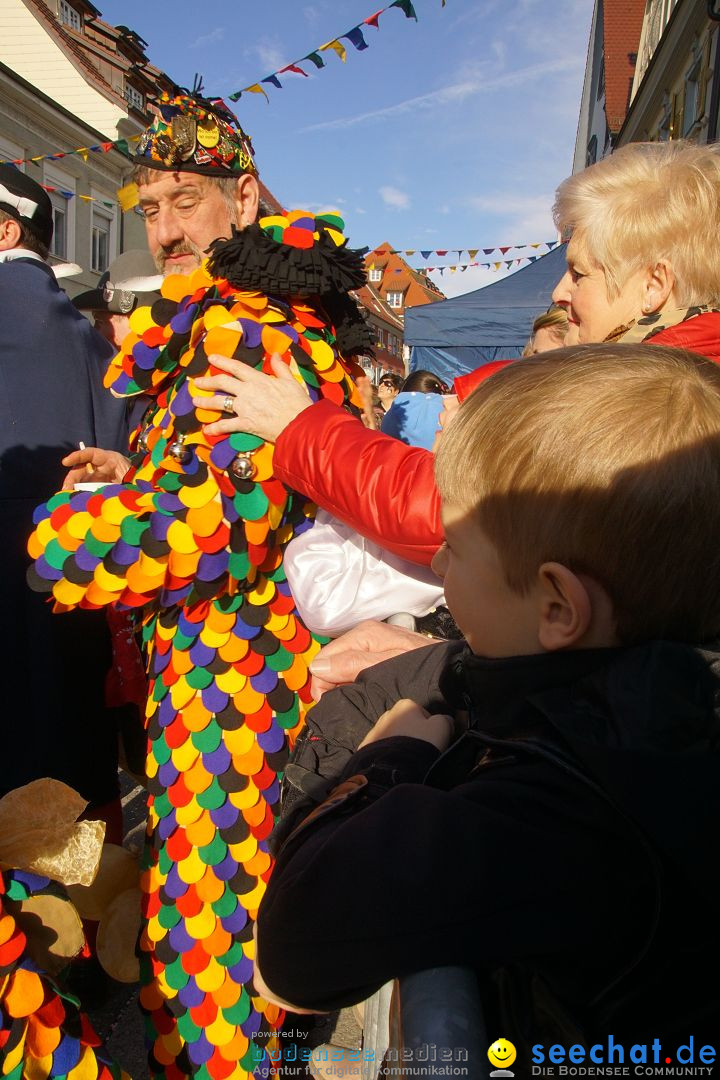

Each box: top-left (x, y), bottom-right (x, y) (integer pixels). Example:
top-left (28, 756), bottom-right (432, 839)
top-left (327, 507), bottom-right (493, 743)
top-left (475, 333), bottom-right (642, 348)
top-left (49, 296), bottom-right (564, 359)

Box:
top-left (553, 140), bottom-right (720, 307)
top-left (435, 344), bottom-right (720, 644)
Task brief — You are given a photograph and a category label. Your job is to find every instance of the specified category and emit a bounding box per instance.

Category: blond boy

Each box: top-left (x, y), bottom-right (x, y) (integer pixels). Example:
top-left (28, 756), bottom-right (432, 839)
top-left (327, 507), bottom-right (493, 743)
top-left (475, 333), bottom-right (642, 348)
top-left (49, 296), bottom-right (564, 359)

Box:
top-left (255, 345), bottom-right (720, 1050)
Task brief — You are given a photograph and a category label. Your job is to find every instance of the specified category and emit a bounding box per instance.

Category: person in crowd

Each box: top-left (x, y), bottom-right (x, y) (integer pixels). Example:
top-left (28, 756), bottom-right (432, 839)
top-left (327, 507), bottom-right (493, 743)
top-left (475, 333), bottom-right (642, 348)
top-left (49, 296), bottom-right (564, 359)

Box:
top-left (355, 372), bottom-right (382, 430)
top-left (0, 164), bottom-right (130, 836)
top-left (376, 371), bottom-right (403, 413)
top-left (401, 368), bottom-right (447, 393)
top-left (190, 139), bottom-right (720, 689)
top-left (253, 344), bottom-right (720, 1049)
top-left (73, 249), bottom-right (162, 432)
top-left (73, 248), bottom-right (162, 349)
top-left (27, 89), bottom-right (371, 1079)
top-left (522, 305), bottom-right (569, 355)
top-left (380, 387), bottom-right (445, 451)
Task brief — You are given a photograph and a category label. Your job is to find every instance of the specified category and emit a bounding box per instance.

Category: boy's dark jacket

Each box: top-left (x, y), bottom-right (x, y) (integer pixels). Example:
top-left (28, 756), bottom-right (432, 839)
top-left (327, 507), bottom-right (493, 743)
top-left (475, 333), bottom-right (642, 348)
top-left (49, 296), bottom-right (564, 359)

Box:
top-left (257, 639), bottom-right (720, 1042)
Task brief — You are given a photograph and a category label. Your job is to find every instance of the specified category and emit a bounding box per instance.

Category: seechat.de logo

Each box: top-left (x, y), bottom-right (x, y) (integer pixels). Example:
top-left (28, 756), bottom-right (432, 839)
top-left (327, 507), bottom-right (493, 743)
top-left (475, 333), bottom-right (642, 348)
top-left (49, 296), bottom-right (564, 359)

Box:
top-left (489, 1038), bottom-right (517, 1077)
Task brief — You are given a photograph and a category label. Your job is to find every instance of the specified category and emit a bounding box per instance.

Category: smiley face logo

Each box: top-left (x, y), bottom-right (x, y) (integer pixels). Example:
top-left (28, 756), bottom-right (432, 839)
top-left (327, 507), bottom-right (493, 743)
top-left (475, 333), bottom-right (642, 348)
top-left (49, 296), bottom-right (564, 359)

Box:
top-left (488, 1038), bottom-right (517, 1072)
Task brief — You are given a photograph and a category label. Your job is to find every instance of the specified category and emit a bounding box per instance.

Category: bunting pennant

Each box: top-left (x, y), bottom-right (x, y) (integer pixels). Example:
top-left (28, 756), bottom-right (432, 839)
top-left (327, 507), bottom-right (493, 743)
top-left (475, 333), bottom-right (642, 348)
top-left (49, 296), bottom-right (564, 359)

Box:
top-left (280, 63), bottom-right (309, 77)
top-left (320, 38), bottom-right (347, 62)
top-left (304, 51), bottom-right (325, 68)
top-left (229, 0), bottom-right (437, 102)
top-left (0, 133), bottom-right (141, 169)
top-left (390, 0), bottom-right (418, 17)
top-left (344, 26), bottom-right (369, 50)
top-left (364, 9), bottom-right (384, 27)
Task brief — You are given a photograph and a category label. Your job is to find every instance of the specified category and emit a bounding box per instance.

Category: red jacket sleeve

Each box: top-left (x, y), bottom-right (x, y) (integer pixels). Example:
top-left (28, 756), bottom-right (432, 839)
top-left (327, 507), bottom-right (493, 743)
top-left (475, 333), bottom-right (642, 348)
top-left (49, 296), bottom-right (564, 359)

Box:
top-left (273, 400), bottom-right (441, 566)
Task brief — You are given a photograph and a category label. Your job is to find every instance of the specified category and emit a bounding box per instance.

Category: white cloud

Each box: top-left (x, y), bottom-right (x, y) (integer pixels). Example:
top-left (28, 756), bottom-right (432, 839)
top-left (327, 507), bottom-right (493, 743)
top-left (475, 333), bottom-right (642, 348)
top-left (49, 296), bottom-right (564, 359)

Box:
top-left (355, 207), bottom-right (366, 215)
top-left (467, 192), bottom-right (556, 238)
top-left (191, 27), bottom-right (224, 49)
top-left (380, 186), bottom-right (410, 210)
top-left (301, 57), bottom-right (582, 133)
top-left (430, 264), bottom-right (516, 299)
top-left (254, 41), bottom-right (287, 73)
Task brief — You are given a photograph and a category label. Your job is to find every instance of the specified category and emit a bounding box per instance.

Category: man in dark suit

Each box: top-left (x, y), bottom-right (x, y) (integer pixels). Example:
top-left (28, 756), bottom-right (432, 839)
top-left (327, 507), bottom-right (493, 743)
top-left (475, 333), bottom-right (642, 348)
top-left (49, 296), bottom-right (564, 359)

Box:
top-left (0, 164), bottom-right (130, 827)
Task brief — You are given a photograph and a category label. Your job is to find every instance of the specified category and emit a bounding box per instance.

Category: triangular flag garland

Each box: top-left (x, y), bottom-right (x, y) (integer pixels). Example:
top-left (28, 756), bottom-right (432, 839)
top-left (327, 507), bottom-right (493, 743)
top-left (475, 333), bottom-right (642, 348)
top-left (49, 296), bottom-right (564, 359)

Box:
top-left (0, 133), bottom-right (141, 170)
top-left (369, 240), bottom-right (558, 259)
top-left (40, 184), bottom-right (116, 208)
top-left (425, 256), bottom-right (544, 274)
top-left (229, 0), bottom-right (440, 103)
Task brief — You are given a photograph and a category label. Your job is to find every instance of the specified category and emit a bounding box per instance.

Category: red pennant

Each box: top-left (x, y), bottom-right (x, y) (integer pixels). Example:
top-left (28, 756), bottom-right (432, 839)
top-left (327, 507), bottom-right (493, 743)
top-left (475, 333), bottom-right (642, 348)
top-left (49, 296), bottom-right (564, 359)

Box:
top-left (364, 9), bottom-right (383, 27)
top-left (279, 63), bottom-right (308, 77)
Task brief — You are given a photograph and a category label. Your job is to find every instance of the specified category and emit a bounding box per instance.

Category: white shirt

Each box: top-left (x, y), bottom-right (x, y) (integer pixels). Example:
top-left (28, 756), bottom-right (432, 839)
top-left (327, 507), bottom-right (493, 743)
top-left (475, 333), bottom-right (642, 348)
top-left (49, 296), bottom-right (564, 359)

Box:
top-left (0, 247), bottom-right (46, 264)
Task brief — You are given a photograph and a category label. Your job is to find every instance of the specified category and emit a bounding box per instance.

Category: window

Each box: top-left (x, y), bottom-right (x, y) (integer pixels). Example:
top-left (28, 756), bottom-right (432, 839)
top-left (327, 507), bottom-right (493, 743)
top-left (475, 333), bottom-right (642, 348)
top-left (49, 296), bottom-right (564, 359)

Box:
top-left (683, 58), bottom-right (701, 135)
top-left (586, 135), bottom-right (598, 166)
top-left (90, 192), bottom-right (117, 274)
top-left (44, 164), bottom-right (75, 261)
top-left (125, 85), bottom-right (144, 112)
top-left (51, 199), bottom-right (68, 258)
top-left (658, 95), bottom-right (672, 141)
top-left (59, 1), bottom-right (82, 31)
top-left (386, 291), bottom-right (403, 309)
top-left (596, 60), bottom-right (605, 101)
top-left (91, 217), bottom-right (110, 273)
top-left (368, 268), bottom-right (382, 282)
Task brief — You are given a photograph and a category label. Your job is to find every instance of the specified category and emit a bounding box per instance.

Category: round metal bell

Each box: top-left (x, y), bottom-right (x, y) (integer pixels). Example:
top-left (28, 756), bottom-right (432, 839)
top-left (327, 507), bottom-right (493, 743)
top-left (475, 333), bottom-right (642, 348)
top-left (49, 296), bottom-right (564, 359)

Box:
top-left (168, 436), bottom-right (192, 465)
top-left (230, 453), bottom-right (255, 480)
top-left (137, 428), bottom-right (150, 453)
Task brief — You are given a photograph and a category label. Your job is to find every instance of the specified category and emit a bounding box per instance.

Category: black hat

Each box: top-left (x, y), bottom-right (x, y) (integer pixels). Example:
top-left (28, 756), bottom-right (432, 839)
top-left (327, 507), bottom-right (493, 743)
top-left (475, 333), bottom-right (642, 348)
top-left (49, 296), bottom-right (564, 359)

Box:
top-left (133, 91), bottom-right (256, 179)
top-left (0, 165), bottom-right (53, 248)
top-left (73, 250), bottom-right (162, 314)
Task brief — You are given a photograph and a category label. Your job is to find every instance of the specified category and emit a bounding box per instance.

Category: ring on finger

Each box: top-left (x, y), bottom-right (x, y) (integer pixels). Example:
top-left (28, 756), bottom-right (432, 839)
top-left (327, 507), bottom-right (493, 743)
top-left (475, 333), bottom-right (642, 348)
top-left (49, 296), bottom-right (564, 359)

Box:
top-left (222, 394), bottom-right (234, 413)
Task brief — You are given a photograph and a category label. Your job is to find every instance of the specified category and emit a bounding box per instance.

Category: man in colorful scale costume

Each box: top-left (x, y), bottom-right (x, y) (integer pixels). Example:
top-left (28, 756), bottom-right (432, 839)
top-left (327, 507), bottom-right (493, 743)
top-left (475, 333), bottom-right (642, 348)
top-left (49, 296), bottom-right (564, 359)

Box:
top-left (27, 92), bottom-right (371, 1079)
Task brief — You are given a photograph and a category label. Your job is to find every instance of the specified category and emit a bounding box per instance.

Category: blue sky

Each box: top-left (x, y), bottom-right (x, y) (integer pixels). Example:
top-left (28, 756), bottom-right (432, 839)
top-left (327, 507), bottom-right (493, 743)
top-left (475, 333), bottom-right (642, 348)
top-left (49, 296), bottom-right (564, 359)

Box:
top-left (99, 0), bottom-right (592, 297)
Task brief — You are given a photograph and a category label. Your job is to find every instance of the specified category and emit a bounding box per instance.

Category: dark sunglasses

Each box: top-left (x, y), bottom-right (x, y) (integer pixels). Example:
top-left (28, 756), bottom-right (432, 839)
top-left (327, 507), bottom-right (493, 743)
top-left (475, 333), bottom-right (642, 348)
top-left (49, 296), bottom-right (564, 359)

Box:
top-left (379, 380), bottom-right (396, 387)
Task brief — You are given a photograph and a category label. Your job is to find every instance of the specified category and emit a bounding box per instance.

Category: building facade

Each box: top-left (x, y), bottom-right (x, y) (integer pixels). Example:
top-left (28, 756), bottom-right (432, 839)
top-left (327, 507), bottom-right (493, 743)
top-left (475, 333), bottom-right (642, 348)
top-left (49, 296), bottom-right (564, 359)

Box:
top-left (574, 0), bottom-right (720, 167)
top-left (618, 0), bottom-right (720, 146)
top-left (352, 283), bottom-right (406, 381)
top-left (0, 0), bottom-right (171, 295)
top-left (573, 0), bottom-right (646, 171)
top-left (365, 244), bottom-right (445, 320)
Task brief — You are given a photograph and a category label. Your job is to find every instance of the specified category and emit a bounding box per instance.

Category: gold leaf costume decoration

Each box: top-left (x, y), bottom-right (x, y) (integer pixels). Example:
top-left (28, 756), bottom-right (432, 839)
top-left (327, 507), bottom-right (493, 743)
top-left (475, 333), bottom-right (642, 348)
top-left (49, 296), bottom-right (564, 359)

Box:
top-left (27, 211), bottom-right (365, 1079)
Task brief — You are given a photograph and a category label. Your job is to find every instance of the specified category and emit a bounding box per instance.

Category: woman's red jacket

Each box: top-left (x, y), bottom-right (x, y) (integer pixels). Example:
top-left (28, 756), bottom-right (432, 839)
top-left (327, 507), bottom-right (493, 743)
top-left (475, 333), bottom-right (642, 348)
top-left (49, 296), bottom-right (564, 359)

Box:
top-left (273, 314), bottom-right (720, 567)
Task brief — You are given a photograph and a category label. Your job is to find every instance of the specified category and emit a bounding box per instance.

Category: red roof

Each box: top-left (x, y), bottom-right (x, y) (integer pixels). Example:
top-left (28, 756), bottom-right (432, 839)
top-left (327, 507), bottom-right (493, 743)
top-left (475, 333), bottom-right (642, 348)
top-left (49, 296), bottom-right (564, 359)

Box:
top-left (603, 0), bottom-right (645, 133)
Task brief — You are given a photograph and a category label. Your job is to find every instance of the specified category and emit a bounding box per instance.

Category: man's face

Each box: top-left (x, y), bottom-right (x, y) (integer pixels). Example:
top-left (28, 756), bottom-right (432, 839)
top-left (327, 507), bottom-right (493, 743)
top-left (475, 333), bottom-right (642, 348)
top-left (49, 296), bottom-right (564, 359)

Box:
top-left (139, 172), bottom-right (238, 275)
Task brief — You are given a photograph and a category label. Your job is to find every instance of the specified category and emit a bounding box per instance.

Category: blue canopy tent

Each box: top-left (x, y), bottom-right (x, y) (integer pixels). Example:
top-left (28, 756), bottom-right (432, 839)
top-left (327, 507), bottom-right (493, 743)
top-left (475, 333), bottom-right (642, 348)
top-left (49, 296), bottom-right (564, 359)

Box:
top-left (404, 243), bottom-right (567, 385)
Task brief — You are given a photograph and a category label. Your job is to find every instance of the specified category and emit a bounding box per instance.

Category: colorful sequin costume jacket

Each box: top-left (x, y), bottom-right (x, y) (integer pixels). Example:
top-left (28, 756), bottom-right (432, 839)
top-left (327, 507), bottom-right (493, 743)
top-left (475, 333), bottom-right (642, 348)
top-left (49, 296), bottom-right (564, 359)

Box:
top-left (27, 211), bottom-right (368, 1080)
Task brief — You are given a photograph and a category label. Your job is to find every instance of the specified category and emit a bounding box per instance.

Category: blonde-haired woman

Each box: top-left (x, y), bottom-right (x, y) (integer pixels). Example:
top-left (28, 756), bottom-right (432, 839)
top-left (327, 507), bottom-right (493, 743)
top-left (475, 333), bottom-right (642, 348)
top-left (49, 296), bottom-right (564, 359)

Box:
top-left (552, 139), bottom-right (720, 353)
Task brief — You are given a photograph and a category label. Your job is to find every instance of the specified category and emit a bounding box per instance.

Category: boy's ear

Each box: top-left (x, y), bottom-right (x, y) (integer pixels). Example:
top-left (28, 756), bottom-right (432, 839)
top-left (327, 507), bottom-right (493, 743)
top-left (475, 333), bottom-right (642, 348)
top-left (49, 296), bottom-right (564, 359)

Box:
top-left (536, 562), bottom-right (593, 651)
